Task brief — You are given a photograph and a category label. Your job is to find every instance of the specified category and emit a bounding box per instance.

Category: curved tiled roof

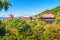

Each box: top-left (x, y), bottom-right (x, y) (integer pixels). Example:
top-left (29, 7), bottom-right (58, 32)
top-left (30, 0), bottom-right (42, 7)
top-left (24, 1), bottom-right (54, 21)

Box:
top-left (40, 12), bottom-right (55, 18)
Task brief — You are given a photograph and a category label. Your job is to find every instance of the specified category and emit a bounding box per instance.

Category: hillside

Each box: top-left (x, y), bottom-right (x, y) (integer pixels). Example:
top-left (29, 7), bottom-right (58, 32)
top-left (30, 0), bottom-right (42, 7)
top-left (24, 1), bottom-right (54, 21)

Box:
top-left (36, 6), bottom-right (60, 18)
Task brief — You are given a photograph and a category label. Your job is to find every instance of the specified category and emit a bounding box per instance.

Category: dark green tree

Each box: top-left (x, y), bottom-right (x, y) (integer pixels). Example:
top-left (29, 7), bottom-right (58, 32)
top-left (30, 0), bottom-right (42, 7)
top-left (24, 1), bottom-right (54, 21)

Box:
top-left (0, 20), bottom-right (6, 36)
top-left (0, 0), bottom-right (11, 11)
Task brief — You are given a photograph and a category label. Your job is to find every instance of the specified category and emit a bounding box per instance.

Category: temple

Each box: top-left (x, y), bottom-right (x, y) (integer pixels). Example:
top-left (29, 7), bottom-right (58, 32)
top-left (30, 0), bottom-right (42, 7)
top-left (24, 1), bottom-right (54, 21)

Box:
top-left (9, 14), bottom-right (14, 20)
top-left (40, 12), bottom-right (55, 24)
top-left (22, 16), bottom-right (32, 21)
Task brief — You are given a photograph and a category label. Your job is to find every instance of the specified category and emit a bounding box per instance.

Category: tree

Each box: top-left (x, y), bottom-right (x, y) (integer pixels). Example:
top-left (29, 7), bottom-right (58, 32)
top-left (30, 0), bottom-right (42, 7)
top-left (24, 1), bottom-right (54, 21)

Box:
top-left (0, 20), bottom-right (6, 36)
top-left (6, 18), bottom-right (32, 36)
top-left (0, 0), bottom-right (11, 11)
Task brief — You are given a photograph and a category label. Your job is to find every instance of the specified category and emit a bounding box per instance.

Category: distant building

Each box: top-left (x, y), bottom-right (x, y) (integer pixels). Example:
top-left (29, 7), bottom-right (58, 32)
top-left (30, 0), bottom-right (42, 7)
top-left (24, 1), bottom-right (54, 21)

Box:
top-left (31, 16), bottom-right (36, 20)
top-left (22, 16), bottom-right (32, 21)
top-left (40, 12), bottom-right (55, 24)
top-left (9, 14), bottom-right (14, 20)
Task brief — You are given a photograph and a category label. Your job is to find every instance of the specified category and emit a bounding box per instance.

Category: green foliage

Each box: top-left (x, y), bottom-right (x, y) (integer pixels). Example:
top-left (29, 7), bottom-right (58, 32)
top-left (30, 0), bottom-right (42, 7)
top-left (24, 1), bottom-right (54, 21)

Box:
top-left (0, 0), bottom-right (11, 11)
top-left (0, 0), bottom-right (3, 10)
top-left (1, 6), bottom-right (60, 40)
top-left (6, 18), bottom-right (32, 36)
top-left (0, 17), bottom-right (60, 40)
top-left (6, 18), bottom-right (27, 30)
top-left (55, 17), bottom-right (60, 24)
top-left (0, 20), bottom-right (6, 36)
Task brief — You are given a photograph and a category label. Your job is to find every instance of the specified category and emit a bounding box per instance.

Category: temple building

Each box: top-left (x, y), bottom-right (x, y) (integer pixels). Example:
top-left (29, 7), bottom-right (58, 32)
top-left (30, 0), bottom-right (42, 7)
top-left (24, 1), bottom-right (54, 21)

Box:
top-left (22, 16), bottom-right (32, 21)
top-left (9, 14), bottom-right (14, 20)
top-left (40, 12), bottom-right (55, 24)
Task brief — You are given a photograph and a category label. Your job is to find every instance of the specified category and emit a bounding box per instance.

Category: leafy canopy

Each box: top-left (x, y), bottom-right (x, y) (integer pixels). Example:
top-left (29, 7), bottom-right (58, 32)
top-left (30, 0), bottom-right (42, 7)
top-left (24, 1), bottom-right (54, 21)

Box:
top-left (0, 0), bottom-right (11, 11)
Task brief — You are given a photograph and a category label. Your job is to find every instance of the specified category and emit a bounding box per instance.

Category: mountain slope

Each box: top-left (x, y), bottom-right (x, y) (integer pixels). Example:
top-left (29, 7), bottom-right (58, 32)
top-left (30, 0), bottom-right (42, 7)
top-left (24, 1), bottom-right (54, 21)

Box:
top-left (36, 6), bottom-right (60, 18)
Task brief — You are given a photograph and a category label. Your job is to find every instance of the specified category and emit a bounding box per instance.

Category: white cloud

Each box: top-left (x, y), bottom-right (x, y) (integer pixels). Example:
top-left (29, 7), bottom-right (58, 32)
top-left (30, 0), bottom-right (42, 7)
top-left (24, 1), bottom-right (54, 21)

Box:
top-left (13, 13), bottom-right (23, 17)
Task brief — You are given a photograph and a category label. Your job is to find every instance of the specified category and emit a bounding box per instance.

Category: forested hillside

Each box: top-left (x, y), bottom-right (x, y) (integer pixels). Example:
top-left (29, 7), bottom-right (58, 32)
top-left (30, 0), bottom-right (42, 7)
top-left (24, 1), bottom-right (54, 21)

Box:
top-left (36, 6), bottom-right (60, 18)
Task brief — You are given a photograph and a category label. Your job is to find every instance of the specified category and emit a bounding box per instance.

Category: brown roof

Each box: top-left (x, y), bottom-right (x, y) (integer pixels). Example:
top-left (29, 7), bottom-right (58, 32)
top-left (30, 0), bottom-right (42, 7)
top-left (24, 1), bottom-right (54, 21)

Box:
top-left (40, 12), bottom-right (55, 18)
top-left (22, 16), bottom-right (31, 21)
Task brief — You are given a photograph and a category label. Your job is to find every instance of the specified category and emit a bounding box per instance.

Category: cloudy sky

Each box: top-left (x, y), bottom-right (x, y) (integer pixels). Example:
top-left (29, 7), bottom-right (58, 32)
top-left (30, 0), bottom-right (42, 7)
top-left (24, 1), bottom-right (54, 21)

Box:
top-left (0, 0), bottom-right (60, 17)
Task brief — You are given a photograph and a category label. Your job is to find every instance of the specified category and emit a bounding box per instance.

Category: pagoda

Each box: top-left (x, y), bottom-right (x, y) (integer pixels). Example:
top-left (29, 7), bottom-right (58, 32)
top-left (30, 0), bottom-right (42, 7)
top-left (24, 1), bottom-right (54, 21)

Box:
top-left (9, 14), bottom-right (14, 20)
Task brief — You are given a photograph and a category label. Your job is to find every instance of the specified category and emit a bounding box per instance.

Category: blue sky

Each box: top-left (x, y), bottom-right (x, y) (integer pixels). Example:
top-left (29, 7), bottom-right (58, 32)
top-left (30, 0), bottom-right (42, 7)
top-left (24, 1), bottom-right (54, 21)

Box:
top-left (0, 0), bottom-right (60, 17)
